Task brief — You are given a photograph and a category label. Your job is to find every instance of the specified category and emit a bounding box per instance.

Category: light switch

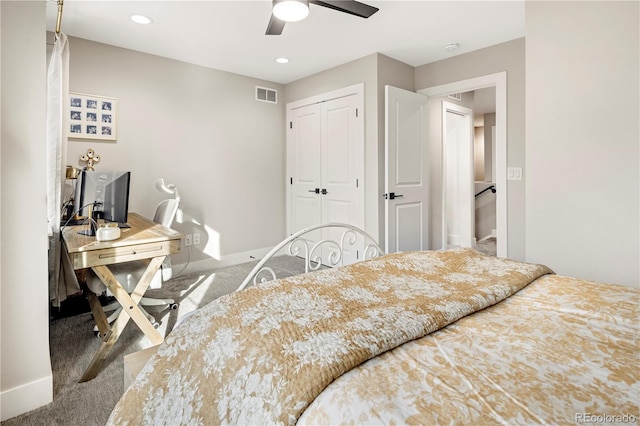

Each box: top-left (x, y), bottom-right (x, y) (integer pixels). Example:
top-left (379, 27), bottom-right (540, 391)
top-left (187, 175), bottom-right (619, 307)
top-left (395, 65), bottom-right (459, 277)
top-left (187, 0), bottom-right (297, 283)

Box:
top-left (507, 167), bottom-right (523, 181)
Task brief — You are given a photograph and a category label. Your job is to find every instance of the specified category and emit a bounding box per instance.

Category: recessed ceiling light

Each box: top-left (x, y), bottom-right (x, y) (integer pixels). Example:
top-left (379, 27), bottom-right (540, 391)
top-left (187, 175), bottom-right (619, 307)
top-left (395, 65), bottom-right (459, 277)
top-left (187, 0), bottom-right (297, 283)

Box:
top-left (275, 57), bottom-right (290, 64)
top-left (130, 14), bottom-right (152, 25)
top-left (444, 43), bottom-right (459, 53)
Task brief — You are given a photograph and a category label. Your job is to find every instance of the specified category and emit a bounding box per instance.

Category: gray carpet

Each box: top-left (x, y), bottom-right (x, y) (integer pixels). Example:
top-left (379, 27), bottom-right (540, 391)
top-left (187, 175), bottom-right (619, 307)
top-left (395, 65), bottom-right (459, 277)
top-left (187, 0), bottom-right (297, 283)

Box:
top-left (476, 237), bottom-right (497, 257)
top-left (2, 255), bottom-right (306, 426)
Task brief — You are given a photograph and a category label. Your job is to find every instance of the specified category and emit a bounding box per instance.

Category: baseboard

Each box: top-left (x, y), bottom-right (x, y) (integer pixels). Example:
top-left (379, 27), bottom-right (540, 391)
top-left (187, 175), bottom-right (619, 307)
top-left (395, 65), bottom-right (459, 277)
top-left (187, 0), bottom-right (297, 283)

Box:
top-left (178, 246), bottom-right (274, 275)
top-left (1, 374), bottom-right (53, 421)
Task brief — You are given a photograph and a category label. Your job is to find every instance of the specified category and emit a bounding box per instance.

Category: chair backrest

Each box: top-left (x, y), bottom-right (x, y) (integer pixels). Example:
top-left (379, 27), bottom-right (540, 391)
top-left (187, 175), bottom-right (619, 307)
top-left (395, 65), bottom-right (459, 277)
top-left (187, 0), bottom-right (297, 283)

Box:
top-left (153, 199), bottom-right (179, 227)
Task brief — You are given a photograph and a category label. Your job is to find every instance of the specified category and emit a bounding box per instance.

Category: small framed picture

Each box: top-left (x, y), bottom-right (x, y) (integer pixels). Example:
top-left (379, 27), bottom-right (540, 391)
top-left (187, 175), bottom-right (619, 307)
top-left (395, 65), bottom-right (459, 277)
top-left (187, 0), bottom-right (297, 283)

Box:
top-left (68, 93), bottom-right (117, 140)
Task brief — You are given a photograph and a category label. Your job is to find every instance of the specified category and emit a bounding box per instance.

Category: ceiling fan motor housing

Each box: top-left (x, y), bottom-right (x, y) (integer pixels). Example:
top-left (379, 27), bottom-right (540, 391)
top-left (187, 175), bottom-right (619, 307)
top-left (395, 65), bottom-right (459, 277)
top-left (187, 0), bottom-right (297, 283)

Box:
top-left (266, 0), bottom-right (379, 35)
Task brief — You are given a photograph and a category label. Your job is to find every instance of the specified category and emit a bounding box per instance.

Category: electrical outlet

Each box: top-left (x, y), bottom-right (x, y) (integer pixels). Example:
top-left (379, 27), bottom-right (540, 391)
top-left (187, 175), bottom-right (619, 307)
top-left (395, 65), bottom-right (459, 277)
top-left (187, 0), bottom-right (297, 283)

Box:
top-left (193, 233), bottom-right (201, 245)
top-left (184, 234), bottom-right (192, 247)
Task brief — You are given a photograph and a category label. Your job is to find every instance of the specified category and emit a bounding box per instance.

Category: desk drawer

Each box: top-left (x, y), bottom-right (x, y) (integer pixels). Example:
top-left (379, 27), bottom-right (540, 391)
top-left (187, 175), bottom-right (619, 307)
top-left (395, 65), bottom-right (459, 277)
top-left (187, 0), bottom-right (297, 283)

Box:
top-left (72, 240), bottom-right (181, 270)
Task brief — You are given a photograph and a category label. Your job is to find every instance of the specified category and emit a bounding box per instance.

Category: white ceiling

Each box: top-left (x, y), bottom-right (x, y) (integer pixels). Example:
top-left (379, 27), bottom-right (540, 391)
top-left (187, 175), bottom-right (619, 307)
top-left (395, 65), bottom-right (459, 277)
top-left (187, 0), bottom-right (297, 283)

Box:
top-left (46, 1), bottom-right (525, 85)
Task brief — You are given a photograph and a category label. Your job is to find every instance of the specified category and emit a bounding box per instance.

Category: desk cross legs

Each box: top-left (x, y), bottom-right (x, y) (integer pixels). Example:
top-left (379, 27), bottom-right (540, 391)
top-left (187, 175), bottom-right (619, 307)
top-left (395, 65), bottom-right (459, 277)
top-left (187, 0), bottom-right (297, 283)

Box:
top-left (61, 213), bottom-right (183, 382)
top-left (80, 257), bottom-right (165, 382)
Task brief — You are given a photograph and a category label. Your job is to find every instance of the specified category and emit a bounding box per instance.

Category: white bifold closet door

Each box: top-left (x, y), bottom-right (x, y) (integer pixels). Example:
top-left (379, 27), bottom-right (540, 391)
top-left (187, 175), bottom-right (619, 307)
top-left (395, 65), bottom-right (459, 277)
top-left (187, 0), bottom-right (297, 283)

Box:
top-left (287, 88), bottom-right (364, 266)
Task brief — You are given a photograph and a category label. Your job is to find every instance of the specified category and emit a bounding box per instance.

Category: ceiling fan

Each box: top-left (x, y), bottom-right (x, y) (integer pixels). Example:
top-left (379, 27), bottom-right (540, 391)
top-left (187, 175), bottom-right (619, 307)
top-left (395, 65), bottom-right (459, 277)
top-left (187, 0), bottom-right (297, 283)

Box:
top-left (266, 0), bottom-right (379, 35)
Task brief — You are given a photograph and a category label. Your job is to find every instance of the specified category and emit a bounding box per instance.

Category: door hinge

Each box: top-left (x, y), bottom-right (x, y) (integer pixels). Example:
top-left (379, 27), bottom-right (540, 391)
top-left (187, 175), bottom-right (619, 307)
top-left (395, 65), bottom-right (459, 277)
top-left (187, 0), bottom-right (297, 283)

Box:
top-left (289, 121), bottom-right (293, 129)
top-left (290, 177), bottom-right (293, 185)
top-left (355, 108), bottom-right (359, 118)
top-left (356, 178), bottom-right (359, 188)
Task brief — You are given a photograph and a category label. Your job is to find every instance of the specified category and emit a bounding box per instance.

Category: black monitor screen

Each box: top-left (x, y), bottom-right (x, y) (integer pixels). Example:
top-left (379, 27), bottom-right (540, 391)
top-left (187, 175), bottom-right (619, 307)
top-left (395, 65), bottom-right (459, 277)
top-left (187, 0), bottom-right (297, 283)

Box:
top-left (75, 170), bottom-right (131, 224)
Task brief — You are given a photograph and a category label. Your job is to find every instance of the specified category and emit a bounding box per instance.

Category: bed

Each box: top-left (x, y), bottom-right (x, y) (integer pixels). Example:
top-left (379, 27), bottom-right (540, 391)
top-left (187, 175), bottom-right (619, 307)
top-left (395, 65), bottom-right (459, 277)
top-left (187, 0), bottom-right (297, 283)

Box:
top-left (108, 224), bottom-right (639, 425)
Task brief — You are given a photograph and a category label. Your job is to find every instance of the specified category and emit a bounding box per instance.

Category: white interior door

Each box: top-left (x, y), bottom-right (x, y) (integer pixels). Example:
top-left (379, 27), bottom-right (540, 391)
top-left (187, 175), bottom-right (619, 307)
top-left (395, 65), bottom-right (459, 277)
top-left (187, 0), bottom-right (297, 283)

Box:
top-left (385, 85), bottom-right (429, 253)
top-left (287, 84), bottom-right (364, 265)
top-left (321, 95), bottom-right (363, 264)
top-left (443, 101), bottom-right (474, 249)
top-left (289, 103), bottom-right (322, 237)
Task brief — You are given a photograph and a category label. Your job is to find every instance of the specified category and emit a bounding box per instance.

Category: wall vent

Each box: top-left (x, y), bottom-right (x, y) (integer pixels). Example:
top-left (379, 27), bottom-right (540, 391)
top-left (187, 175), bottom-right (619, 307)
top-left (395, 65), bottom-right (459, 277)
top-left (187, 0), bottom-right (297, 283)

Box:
top-left (448, 92), bottom-right (462, 101)
top-left (256, 86), bottom-right (277, 104)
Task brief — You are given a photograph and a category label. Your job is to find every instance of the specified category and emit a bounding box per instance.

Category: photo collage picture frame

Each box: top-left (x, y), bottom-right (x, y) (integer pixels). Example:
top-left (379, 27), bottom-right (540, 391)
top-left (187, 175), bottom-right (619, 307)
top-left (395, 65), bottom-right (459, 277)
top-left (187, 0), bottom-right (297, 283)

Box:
top-left (69, 93), bottom-right (117, 140)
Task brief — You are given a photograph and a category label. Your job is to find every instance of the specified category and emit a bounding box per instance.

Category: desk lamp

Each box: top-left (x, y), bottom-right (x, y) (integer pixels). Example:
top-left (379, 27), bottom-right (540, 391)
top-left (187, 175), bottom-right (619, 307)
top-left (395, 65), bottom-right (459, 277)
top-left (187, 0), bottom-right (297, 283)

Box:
top-left (63, 165), bottom-right (82, 224)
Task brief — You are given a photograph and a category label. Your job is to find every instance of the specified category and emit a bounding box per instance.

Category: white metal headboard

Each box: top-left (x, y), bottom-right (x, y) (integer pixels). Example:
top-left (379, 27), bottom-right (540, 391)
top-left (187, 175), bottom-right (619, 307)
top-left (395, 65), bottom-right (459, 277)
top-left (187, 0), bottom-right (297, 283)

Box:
top-left (236, 223), bottom-right (385, 292)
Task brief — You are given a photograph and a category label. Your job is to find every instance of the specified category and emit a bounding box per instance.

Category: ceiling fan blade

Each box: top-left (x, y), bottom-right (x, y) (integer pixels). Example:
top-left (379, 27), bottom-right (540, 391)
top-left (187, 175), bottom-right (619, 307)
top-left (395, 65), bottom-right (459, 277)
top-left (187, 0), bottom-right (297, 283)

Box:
top-left (266, 14), bottom-right (286, 35)
top-left (309, 0), bottom-right (379, 18)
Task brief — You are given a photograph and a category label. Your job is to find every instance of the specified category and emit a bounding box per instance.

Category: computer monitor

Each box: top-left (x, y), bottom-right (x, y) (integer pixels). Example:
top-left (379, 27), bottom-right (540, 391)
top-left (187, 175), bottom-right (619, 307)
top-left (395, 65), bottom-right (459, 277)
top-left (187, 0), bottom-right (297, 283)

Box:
top-left (75, 170), bottom-right (131, 231)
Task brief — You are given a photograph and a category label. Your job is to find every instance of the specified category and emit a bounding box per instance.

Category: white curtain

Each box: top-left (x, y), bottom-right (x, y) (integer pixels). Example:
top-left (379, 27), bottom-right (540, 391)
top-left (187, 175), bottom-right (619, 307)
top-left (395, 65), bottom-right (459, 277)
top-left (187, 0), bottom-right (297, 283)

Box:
top-left (47, 33), bottom-right (78, 306)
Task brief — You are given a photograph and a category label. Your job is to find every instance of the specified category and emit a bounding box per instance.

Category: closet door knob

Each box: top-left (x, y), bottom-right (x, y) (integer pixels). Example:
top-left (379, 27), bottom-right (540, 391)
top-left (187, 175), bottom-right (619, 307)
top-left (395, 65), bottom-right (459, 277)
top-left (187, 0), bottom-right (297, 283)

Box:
top-left (384, 192), bottom-right (403, 200)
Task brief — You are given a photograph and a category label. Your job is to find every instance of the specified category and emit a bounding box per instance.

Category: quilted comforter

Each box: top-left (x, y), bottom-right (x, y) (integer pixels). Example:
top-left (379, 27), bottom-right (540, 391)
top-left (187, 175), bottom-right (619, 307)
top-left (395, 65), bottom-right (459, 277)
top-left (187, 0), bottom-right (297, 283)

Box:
top-left (107, 249), bottom-right (638, 425)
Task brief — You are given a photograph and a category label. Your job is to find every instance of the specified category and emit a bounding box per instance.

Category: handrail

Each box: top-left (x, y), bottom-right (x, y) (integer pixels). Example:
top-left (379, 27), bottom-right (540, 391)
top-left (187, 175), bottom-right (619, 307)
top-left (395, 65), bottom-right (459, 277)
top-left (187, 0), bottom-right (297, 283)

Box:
top-left (475, 185), bottom-right (496, 198)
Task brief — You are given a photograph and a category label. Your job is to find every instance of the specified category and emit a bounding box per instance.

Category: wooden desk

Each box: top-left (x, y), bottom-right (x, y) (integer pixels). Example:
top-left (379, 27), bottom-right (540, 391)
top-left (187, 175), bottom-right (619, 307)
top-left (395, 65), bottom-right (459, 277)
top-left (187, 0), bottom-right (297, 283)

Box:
top-left (62, 213), bottom-right (183, 382)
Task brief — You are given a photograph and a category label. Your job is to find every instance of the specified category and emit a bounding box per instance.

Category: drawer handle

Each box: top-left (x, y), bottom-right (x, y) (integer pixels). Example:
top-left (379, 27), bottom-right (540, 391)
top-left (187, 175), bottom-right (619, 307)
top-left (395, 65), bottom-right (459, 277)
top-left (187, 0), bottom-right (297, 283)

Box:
top-left (98, 245), bottom-right (164, 259)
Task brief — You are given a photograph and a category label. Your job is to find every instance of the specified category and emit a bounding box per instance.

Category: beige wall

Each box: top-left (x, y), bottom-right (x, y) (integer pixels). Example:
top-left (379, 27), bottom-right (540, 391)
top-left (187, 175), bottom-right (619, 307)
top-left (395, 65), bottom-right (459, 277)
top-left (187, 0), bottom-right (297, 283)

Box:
top-left (525, 1), bottom-right (639, 286)
top-left (1, 1), bottom-right (53, 420)
top-left (66, 37), bottom-right (287, 270)
top-left (415, 38), bottom-right (526, 260)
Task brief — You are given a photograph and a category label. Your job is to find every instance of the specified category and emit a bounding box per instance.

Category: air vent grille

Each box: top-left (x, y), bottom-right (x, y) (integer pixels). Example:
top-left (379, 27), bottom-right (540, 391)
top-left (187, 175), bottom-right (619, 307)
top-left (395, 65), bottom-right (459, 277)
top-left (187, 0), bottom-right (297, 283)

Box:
top-left (256, 86), bottom-right (277, 104)
top-left (448, 93), bottom-right (462, 101)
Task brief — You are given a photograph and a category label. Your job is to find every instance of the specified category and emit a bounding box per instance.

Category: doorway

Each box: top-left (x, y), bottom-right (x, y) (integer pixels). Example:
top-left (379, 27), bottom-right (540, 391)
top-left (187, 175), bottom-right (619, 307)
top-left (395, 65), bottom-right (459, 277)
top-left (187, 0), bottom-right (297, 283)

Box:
top-left (442, 89), bottom-right (498, 254)
top-left (420, 72), bottom-right (507, 258)
top-left (471, 87), bottom-right (497, 256)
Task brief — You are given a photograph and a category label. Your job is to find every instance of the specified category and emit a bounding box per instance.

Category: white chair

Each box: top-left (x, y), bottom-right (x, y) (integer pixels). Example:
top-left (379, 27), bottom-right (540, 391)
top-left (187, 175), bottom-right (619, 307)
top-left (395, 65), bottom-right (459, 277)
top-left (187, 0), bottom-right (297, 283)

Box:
top-left (86, 179), bottom-right (180, 330)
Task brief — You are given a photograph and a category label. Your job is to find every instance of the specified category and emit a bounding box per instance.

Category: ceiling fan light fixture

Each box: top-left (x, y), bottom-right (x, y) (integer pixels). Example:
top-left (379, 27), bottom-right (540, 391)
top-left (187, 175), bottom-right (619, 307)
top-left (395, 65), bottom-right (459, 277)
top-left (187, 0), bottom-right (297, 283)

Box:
top-left (273, 0), bottom-right (309, 23)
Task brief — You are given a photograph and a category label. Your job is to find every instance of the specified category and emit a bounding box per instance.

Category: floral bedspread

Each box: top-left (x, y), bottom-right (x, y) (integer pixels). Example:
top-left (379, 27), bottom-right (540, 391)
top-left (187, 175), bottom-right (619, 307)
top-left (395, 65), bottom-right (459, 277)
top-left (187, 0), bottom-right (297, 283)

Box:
top-left (299, 274), bottom-right (640, 424)
top-left (107, 248), bottom-right (552, 425)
